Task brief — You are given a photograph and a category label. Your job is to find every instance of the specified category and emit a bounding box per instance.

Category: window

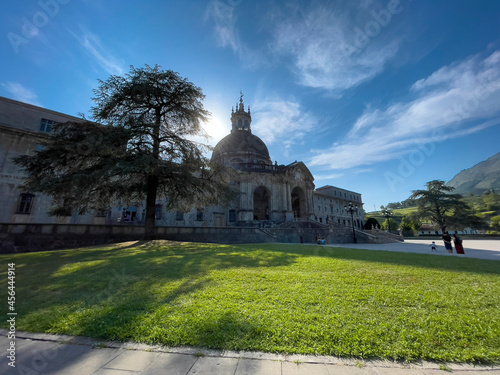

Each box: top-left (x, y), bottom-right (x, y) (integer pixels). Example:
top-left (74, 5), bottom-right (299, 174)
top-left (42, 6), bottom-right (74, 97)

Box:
top-left (155, 204), bottom-right (162, 220)
top-left (95, 209), bottom-right (108, 217)
top-left (40, 118), bottom-right (55, 133)
top-left (176, 211), bottom-right (184, 220)
top-left (16, 194), bottom-right (34, 214)
top-left (196, 210), bottom-right (204, 221)
top-left (35, 144), bottom-right (45, 151)
top-left (229, 210), bottom-right (236, 222)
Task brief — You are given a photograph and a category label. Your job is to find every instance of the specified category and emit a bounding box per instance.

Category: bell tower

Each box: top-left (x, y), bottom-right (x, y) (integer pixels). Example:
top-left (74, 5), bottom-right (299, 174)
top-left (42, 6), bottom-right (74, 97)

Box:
top-left (231, 91), bottom-right (252, 133)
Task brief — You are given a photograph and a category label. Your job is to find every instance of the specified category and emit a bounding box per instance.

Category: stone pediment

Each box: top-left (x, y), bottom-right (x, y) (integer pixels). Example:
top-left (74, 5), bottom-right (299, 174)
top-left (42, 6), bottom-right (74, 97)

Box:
top-left (283, 161), bottom-right (314, 182)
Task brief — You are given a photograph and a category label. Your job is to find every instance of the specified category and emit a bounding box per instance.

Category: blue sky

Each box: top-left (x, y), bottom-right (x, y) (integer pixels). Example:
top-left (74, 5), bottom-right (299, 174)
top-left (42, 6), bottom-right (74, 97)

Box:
top-left (2, 0), bottom-right (500, 213)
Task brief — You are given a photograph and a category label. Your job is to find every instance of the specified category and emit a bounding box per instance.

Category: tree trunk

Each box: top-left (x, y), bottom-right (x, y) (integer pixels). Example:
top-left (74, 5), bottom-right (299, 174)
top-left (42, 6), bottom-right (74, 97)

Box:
top-left (145, 175), bottom-right (158, 240)
top-left (145, 110), bottom-right (162, 240)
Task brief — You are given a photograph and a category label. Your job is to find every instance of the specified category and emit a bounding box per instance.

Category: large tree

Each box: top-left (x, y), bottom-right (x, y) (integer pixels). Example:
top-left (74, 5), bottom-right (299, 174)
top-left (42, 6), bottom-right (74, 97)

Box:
top-left (15, 65), bottom-right (236, 238)
top-left (410, 180), bottom-right (468, 233)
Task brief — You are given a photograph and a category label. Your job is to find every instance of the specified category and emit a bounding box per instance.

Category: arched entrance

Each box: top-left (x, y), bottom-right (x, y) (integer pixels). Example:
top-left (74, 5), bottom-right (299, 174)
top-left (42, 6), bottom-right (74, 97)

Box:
top-left (253, 186), bottom-right (270, 220)
top-left (291, 187), bottom-right (307, 219)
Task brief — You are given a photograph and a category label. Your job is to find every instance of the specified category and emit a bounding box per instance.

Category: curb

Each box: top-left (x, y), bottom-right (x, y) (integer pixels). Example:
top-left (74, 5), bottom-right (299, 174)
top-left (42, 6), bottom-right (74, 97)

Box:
top-left (1, 329), bottom-right (499, 372)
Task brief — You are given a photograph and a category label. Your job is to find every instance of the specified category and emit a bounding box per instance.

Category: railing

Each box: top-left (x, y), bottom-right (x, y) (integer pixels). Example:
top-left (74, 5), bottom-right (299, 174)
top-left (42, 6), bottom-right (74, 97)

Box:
top-left (235, 163), bottom-right (284, 173)
top-left (256, 227), bottom-right (278, 240)
top-left (363, 229), bottom-right (404, 243)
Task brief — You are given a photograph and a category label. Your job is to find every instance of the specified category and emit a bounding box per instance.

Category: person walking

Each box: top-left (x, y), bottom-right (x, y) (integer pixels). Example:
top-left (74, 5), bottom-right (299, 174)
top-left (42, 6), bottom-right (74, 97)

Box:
top-left (429, 241), bottom-right (438, 252)
top-left (453, 232), bottom-right (465, 254)
top-left (442, 232), bottom-right (453, 253)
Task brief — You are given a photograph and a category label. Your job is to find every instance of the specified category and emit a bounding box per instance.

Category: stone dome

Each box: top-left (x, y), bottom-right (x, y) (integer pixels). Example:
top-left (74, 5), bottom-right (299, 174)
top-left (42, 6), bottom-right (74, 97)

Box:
top-left (212, 130), bottom-right (272, 166)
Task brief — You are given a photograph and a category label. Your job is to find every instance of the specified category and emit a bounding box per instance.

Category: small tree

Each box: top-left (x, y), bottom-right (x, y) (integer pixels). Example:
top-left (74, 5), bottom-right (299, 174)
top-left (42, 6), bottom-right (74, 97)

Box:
top-left (409, 215), bottom-right (422, 236)
top-left (491, 215), bottom-right (500, 233)
top-left (14, 65), bottom-right (237, 238)
top-left (483, 190), bottom-right (500, 211)
top-left (381, 218), bottom-right (397, 232)
top-left (399, 216), bottom-right (414, 235)
top-left (410, 180), bottom-right (468, 233)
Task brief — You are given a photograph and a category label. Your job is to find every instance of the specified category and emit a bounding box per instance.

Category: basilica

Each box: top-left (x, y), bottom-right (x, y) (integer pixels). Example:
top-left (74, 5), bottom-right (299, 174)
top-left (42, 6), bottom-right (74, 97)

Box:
top-left (0, 95), bottom-right (365, 232)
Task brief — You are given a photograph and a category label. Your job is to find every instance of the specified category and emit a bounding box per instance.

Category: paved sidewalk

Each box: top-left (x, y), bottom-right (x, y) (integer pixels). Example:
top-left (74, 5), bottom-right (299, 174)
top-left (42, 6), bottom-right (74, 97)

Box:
top-left (1, 330), bottom-right (499, 375)
top-left (327, 238), bottom-right (500, 260)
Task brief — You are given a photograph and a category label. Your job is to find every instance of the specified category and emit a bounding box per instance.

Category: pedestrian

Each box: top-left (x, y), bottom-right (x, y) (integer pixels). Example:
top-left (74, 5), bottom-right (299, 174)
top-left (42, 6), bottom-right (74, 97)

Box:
top-left (453, 231), bottom-right (465, 254)
top-left (442, 231), bottom-right (453, 253)
top-left (429, 241), bottom-right (437, 252)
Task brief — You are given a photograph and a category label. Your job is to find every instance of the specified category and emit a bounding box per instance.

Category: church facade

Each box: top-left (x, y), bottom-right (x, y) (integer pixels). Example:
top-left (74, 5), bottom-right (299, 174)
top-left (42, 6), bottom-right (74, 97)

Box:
top-left (0, 95), bottom-right (365, 231)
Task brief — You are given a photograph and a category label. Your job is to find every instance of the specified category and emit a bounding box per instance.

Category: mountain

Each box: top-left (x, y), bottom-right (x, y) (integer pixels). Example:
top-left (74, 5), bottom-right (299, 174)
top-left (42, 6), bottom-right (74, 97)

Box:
top-left (447, 152), bottom-right (500, 196)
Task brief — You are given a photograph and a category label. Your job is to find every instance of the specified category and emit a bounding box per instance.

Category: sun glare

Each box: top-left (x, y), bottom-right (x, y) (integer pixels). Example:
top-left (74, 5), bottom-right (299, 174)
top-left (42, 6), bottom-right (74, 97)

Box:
top-left (202, 117), bottom-right (229, 146)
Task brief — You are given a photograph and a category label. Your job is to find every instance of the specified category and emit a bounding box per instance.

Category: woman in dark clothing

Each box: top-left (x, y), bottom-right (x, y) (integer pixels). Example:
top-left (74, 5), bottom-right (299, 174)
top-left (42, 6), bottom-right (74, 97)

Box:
top-left (442, 232), bottom-right (453, 253)
top-left (453, 232), bottom-right (465, 254)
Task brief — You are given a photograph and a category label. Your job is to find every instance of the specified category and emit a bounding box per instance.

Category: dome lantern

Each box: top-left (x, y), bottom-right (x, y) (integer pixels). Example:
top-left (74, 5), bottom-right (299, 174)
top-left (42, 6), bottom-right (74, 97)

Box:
top-left (231, 91), bottom-right (252, 133)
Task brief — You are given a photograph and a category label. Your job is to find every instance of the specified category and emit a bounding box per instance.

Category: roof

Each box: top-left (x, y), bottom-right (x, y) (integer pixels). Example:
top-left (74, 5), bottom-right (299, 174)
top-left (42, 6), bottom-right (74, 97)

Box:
top-left (212, 130), bottom-right (271, 164)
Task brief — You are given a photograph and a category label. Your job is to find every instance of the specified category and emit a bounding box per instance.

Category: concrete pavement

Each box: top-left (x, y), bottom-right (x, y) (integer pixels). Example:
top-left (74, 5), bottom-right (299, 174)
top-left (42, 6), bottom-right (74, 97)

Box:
top-left (327, 238), bottom-right (500, 261)
top-left (1, 330), bottom-right (499, 375)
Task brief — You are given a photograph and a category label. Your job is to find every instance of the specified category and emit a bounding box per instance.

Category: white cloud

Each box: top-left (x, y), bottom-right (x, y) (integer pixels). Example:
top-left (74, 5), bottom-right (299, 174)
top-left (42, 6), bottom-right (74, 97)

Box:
top-left (251, 98), bottom-right (316, 152)
top-left (69, 26), bottom-right (125, 76)
top-left (313, 172), bottom-right (345, 181)
top-left (1, 82), bottom-right (41, 106)
top-left (269, 2), bottom-right (404, 92)
top-left (205, 1), bottom-right (405, 87)
top-left (205, 0), bottom-right (240, 52)
top-left (204, 1), bottom-right (265, 69)
top-left (309, 50), bottom-right (500, 170)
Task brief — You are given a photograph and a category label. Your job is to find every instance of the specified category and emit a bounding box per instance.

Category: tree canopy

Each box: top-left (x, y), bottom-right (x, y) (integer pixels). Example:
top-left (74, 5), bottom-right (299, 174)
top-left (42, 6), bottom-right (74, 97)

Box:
top-left (14, 65), bottom-right (236, 238)
top-left (410, 180), bottom-right (469, 233)
top-left (364, 217), bottom-right (380, 230)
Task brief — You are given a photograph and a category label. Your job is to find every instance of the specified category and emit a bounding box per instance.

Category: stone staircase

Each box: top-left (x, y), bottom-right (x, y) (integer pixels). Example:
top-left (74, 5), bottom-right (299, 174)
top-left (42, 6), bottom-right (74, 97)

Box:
top-left (358, 229), bottom-right (404, 243)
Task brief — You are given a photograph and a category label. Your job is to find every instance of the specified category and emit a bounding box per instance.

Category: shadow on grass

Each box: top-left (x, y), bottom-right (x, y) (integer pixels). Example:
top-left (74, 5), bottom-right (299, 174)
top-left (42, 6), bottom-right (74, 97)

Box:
top-left (0, 241), bottom-right (299, 341)
top-left (1, 240), bottom-right (499, 362)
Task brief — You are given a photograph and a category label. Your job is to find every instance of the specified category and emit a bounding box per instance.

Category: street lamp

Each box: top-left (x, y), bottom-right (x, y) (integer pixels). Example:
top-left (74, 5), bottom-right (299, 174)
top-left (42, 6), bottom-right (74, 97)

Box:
top-left (381, 207), bottom-right (394, 232)
top-left (344, 201), bottom-right (358, 243)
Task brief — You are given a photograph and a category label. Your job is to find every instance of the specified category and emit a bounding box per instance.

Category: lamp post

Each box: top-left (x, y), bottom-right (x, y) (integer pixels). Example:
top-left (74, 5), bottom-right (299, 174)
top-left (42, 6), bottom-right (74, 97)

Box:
top-left (344, 201), bottom-right (358, 243)
top-left (381, 207), bottom-right (394, 232)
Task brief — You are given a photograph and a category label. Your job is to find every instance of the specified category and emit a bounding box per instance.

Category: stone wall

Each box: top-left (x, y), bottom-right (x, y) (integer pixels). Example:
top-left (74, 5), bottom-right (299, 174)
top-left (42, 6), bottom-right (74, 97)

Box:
top-left (0, 223), bottom-right (273, 253)
top-left (0, 222), bottom-right (358, 253)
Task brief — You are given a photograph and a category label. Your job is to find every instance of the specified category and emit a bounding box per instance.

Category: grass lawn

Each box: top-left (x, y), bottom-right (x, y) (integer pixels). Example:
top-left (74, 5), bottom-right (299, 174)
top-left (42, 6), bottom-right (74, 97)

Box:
top-left (1, 241), bottom-right (499, 363)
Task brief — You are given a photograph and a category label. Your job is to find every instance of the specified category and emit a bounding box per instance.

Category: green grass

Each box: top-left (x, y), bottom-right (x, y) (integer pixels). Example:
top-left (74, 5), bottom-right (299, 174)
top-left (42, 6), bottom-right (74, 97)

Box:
top-left (366, 207), bottom-right (420, 228)
top-left (1, 241), bottom-right (499, 363)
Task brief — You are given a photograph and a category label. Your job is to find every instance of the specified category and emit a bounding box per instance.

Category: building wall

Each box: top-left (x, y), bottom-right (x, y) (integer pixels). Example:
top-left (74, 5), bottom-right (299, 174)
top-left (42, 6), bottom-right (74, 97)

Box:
top-left (312, 188), bottom-right (365, 229)
top-left (0, 96), bottom-right (365, 232)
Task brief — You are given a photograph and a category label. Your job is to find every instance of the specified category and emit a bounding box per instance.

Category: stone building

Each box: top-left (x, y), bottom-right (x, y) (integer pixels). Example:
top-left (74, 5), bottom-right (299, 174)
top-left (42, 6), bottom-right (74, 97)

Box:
top-left (0, 95), bottom-right (364, 231)
top-left (0, 96), bottom-right (96, 224)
